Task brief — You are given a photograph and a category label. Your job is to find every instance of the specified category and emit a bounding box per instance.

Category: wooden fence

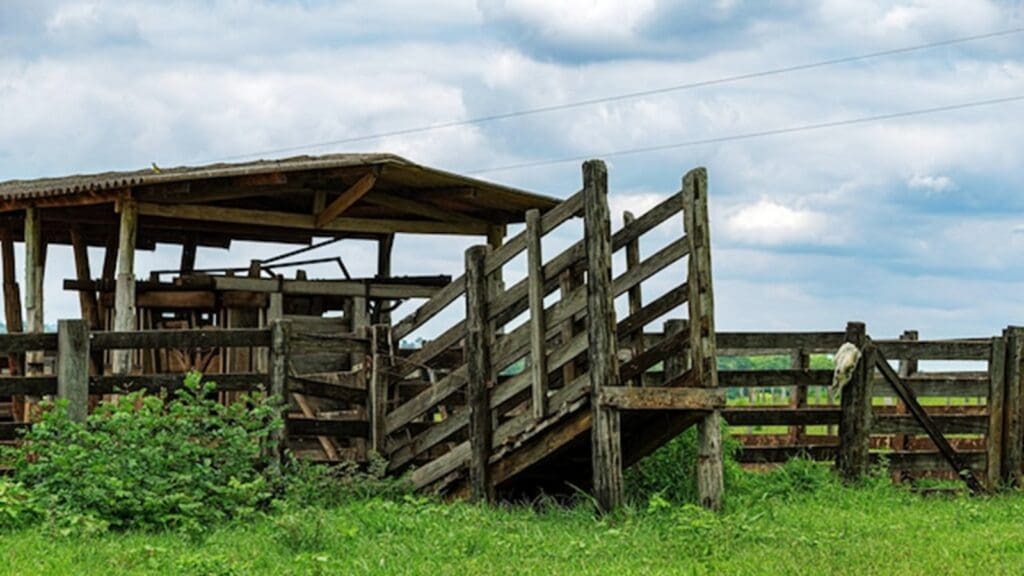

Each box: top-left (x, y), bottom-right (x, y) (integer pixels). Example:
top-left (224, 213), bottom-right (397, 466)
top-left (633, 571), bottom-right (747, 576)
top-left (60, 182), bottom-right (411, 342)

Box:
top-left (660, 323), bottom-right (1013, 489)
top-left (0, 319), bottom-right (378, 461)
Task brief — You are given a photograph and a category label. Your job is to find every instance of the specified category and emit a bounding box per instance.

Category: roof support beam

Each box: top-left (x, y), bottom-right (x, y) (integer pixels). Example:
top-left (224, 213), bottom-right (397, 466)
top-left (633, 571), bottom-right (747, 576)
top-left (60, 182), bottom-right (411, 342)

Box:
top-left (134, 200), bottom-right (490, 236)
top-left (363, 191), bottom-right (490, 226)
top-left (314, 173), bottom-right (377, 229)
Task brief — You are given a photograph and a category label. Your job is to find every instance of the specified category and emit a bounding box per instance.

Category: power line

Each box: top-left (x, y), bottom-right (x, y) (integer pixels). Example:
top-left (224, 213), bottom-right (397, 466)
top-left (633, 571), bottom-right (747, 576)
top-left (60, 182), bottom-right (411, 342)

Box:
top-left (463, 94), bottom-right (1024, 175)
top-left (211, 26), bottom-right (1023, 163)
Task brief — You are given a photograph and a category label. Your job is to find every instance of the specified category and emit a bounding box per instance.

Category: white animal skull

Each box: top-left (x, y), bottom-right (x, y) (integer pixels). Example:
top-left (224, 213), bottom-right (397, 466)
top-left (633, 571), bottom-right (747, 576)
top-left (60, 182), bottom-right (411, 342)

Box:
top-left (831, 342), bottom-right (862, 397)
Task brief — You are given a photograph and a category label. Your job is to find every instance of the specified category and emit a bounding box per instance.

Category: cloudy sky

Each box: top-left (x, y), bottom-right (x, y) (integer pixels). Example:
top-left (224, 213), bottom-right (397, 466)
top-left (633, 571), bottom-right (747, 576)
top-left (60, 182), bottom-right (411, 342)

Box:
top-left (1, 0), bottom-right (1023, 340)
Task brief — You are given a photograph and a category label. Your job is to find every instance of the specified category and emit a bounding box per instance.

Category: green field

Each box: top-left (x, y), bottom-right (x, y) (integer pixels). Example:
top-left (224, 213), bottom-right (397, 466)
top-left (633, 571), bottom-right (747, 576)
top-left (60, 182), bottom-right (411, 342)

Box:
top-left (4, 471), bottom-right (1024, 575)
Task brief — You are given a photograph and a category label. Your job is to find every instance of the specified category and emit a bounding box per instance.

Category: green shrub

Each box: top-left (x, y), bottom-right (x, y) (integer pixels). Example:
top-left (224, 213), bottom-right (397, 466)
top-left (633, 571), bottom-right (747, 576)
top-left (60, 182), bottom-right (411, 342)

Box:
top-left (282, 452), bottom-right (412, 508)
top-left (0, 479), bottom-right (43, 530)
top-left (625, 421), bottom-right (743, 506)
top-left (5, 372), bottom-right (282, 532)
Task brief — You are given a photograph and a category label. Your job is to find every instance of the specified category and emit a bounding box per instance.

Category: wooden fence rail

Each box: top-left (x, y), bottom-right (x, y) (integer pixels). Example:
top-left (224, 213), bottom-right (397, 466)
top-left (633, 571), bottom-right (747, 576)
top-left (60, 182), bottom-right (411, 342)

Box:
top-left (0, 320), bottom-right (348, 465)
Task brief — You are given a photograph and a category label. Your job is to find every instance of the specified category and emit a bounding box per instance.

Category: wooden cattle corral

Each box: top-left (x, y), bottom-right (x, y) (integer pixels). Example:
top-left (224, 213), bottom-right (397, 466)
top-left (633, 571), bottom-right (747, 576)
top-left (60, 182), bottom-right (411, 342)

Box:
top-left (0, 156), bottom-right (727, 510)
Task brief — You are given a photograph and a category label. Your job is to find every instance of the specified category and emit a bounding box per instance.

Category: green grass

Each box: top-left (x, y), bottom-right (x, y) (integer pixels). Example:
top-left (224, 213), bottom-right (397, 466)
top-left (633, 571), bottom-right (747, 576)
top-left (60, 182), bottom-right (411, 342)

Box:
top-left (5, 474), bottom-right (1024, 575)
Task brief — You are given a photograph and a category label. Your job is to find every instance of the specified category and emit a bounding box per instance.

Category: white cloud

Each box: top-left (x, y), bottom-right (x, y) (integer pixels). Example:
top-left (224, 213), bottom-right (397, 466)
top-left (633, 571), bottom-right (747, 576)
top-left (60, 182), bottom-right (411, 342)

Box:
top-left (907, 174), bottom-right (957, 193)
top-left (723, 200), bottom-right (829, 245)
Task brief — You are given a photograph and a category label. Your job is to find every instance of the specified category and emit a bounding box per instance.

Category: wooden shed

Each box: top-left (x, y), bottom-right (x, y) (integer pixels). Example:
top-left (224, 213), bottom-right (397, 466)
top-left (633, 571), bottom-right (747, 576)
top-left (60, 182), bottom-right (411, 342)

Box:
top-left (0, 154), bottom-right (557, 446)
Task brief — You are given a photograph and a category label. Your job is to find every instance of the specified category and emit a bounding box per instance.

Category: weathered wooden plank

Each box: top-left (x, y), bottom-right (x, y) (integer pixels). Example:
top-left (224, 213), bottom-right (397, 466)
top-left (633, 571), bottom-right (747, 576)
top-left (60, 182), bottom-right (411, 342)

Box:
top-left (875, 339), bottom-right (993, 360)
top-left (0, 332), bottom-right (59, 354)
top-left (790, 349), bottom-right (810, 442)
top-left (290, 332), bottom-right (369, 356)
top-left (369, 325), bottom-right (392, 455)
top-left (716, 331), bottom-right (846, 352)
top-left (88, 373), bottom-right (267, 394)
top-left (525, 209), bottom-right (548, 419)
top-left (616, 284), bottom-right (687, 341)
top-left (464, 245), bottom-right (494, 503)
top-left (682, 167), bottom-right (723, 511)
top-left (113, 196), bottom-right (138, 375)
top-left (719, 369), bottom-right (832, 388)
top-left (623, 211), bottom-right (643, 387)
top-left (24, 207), bottom-right (45, 380)
top-left (69, 226), bottom-right (100, 329)
top-left (988, 336), bottom-right (1006, 488)
top-left (57, 320), bottom-right (90, 423)
top-left (286, 416), bottom-right (368, 438)
top-left (0, 376), bottom-right (57, 396)
top-left (483, 188), bottom-right (583, 277)
top-left (392, 276), bottom-right (465, 342)
top-left (873, 414), bottom-right (989, 435)
top-left (599, 386), bottom-right (724, 411)
top-left (584, 160), bottom-right (623, 512)
top-left (619, 327), bottom-right (688, 382)
top-left (288, 372), bottom-right (366, 403)
top-left (268, 320), bottom-right (290, 469)
top-left (1003, 327), bottom-right (1022, 486)
top-left (364, 190), bottom-right (488, 226)
top-left (209, 276), bottom-right (445, 300)
top-left (135, 291), bottom-right (216, 309)
top-left (91, 328), bottom-right (271, 350)
top-left (139, 200), bottom-right (489, 235)
top-left (410, 441), bottom-right (470, 490)
top-left (314, 172), bottom-right (377, 228)
top-left (837, 322), bottom-right (871, 482)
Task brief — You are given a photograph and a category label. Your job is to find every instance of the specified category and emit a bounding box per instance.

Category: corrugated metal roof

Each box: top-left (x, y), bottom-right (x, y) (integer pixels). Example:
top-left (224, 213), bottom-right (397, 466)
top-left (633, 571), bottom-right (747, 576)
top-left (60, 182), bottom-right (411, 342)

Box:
top-left (0, 153), bottom-right (557, 208)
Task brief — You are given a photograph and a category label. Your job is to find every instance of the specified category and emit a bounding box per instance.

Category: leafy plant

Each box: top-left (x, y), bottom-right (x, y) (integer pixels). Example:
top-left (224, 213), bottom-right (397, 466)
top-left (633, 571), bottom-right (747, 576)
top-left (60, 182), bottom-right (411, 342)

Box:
top-left (625, 420), bottom-right (742, 506)
top-left (5, 372), bottom-right (282, 532)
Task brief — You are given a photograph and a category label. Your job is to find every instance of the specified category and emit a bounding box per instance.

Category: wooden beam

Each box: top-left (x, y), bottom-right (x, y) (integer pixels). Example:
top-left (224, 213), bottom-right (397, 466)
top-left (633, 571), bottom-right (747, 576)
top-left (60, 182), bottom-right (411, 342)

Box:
top-left (113, 196), bottom-right (138, 374)
top-left (682, 167), bottom-right (723, 511)
top-left (314, 173), bottom-right (377, 228)
top-left (364, 190), bottom-right (490, 226)
top-left (583, 160), bottom-right (623, 512)
top-left (599, 386), bottom-right (724, 411)
top-left (1, 226), bottom-right (23, 376)
top-left (525, 209), bottom-right (548, 419)
top-left (837, 322), bottom-right (871, 482)
top-left (57, 319), bottom-right (90, 423)
top-left (69, 226), bottom-right (100, 329)
top-left (465, 244), bottom-right (494, 503)
top-left (24, 207), bottom-right (45, 380)
top-left (136, 197), bottom-right (489, 236)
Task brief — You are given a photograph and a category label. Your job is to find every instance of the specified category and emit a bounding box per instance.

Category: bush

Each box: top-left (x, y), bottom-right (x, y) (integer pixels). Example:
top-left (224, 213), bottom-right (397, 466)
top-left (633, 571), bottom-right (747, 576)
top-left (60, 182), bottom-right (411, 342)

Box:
top-left (282, 452), bottom-right (412, 508)
top-left (5, 372), bottom-right (282, 532)
top-left (625, 421), bottom-right (743, 506)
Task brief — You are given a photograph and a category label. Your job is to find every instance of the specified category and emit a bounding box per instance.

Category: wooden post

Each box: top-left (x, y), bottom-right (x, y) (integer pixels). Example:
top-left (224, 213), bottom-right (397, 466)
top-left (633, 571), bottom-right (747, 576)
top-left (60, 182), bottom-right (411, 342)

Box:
top-left (375, 233), bottom-right (395, 325)
top-left (525, 209), bottom-right (548, 419)
top-left (112, 197), bottom-right (138, 374)
top-left (837, 321), bottom-right (871, 482)
top-left (24, 207), bottom-right (45, 379)
top-left (988, 335), bottom-right (1007, 489)
top-left (1003, 326), bottom-right (1023, 486)
top-left (583, 160), bottom-right (623, 512)
top-left (892, 330), bottom-right (918, 482)
top-left (682, 167), bottom-right (723, 511)
top-left (57, 319), bottom-right (90, 423)
top-left (465, 244), bottom-right (494, 503)
top-left (623, 211), bottom-right (644, 385)
top-left (351, 296), bottom-right (370, 370)
top-left (180, 237), bottom-right (197, 275)
top-left (664, 319), bottom-right (687, 382)
top-left (789, 348), bottom-right (809, 443)
top-left (559, 268), bottom-right (581, 386)
top-left (1, 226), bottom-right (24, 376)
top-left (369, 324), bottom-right (392, 455)
top-left (268, 319), bottom-right (291, 469)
